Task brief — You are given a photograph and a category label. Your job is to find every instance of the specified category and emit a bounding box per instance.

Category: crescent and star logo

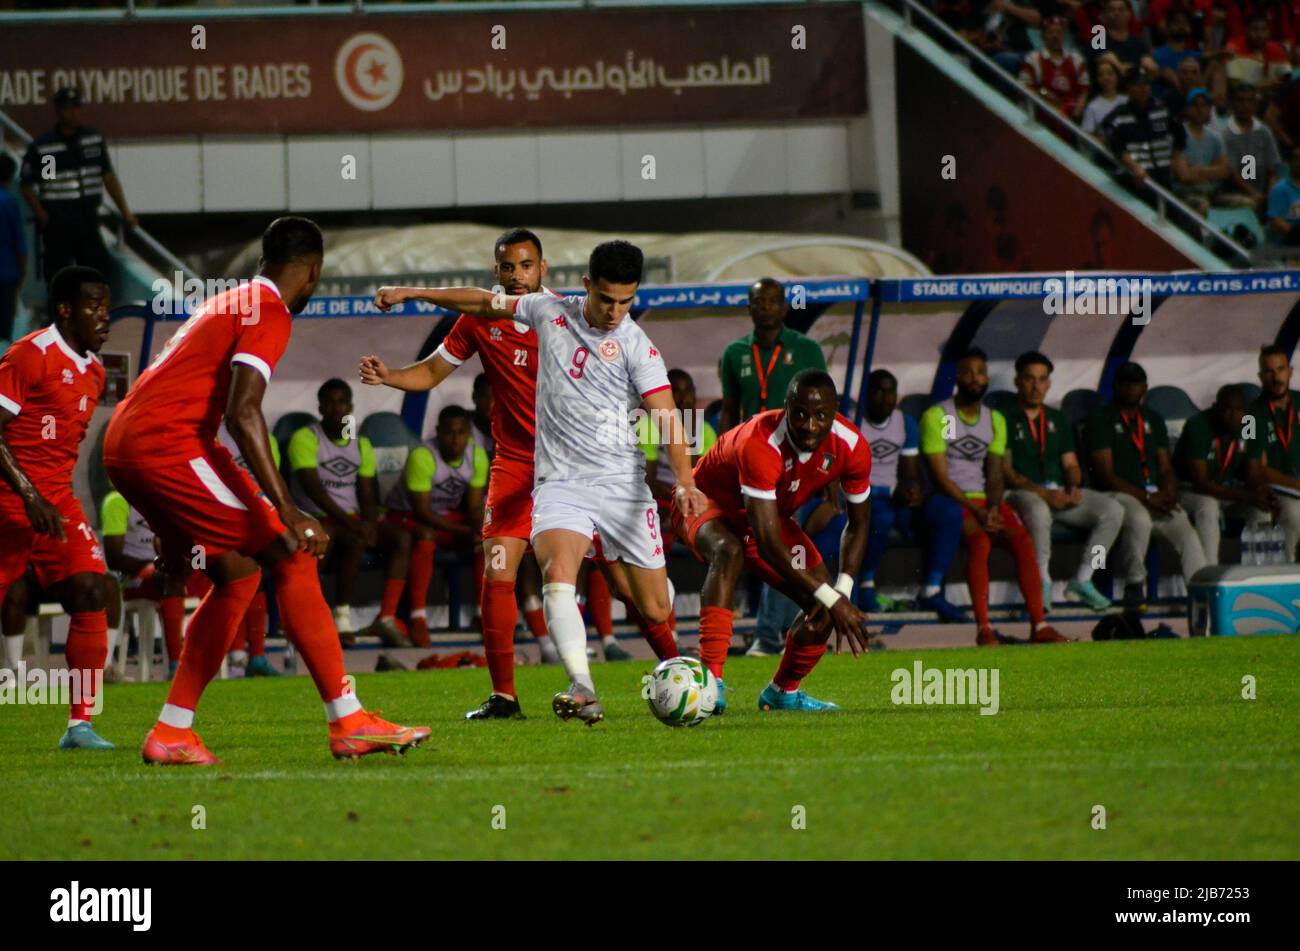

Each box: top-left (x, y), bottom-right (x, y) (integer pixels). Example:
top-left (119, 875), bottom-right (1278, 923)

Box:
top-left (334, 33), bottom-right (404, 112)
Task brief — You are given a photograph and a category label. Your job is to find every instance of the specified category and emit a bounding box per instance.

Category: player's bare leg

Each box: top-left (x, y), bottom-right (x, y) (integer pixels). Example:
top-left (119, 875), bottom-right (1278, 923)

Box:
top-left (533, 528), bottom-right (604, 724)
top-left (467, 533), bottom-right (530, 720)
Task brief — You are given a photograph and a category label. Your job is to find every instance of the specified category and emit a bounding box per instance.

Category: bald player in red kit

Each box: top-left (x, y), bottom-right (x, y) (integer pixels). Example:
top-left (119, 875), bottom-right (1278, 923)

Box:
top-left (104, 217), bottom-right (428, 764)
top-left (672, 369), bottom-right (875, 713)
top-left (0, 266), bottom-right (113, 750)
top-left (361, 227), bottom-right (678, 720)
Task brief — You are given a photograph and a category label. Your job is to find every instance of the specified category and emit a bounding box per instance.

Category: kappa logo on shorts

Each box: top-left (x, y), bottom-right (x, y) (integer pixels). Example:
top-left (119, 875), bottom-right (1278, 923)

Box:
top-left (599, 340), bottom-right (621, 361)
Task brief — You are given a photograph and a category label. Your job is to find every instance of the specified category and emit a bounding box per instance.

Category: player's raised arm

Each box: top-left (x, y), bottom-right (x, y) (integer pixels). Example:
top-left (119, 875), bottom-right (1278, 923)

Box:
top-left (642, 387), bottom-right (706, 517)
top-left (374, 285), bottom-right (520, 320)
top-left (360, 351), bottom-right (457, 392)
top-left (225, 364), bottom-right (327, 557)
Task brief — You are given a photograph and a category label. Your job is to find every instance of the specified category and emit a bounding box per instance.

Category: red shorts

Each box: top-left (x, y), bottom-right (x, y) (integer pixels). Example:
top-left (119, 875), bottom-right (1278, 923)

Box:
top-left (482, 456), bottom-right (533, 541)
top-left (0, 489), bottom-right (106, 591)
top-left (105, 446), bottom-right (286, 563)
top-left (670, 495), bottom-right (822, 591)
top-left (386, 508), bottom-right (473, 550)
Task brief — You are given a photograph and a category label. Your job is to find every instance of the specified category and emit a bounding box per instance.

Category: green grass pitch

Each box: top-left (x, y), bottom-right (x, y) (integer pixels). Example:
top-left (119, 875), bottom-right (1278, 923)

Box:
top-left (2, 637), bottom-right (1296, 860)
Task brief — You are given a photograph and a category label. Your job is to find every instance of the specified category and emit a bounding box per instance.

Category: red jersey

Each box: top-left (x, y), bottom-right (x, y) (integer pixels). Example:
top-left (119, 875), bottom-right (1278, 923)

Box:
top-left (1019, 49), bottom-right (1089, 110)
top-left (693, 409), bottom-right (873, 520)
top-left (435, 313), bottom-right (541, 465)
top-left (104, 277), bottom-right (292, 468)
top-left (0, 325), bottom-right (105, 497)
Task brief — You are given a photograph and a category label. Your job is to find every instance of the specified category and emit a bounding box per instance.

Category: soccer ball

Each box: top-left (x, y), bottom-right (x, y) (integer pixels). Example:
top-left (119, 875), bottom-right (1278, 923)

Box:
top-left (644, 657), bottom-right (718, 727)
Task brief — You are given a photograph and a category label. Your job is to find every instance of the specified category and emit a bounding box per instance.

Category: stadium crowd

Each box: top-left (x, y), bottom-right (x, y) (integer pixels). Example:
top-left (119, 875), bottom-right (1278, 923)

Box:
top-left (933, 0), bottom-right (1300, 242)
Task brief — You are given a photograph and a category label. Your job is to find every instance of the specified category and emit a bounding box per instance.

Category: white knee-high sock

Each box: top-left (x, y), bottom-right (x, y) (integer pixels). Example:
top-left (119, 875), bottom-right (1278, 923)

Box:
top-left (3, 633), bottom-right (22, 669)
top-left (542, 582), bottom-right (592, 691)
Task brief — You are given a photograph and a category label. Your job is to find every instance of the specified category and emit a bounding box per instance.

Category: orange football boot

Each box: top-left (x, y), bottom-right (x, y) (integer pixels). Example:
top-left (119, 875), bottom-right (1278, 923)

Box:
top-left (329, 709), bottom-right (431, 760)
top-left (141, 724), bottom-right (222, 766)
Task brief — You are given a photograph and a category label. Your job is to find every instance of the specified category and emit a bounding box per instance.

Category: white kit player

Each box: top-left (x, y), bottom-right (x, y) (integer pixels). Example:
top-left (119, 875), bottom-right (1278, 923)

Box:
top-left (376, 240), bottom-right (706, 724)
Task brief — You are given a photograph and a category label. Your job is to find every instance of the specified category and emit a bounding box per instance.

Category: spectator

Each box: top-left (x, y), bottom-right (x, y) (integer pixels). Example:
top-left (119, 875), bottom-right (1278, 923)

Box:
top-left (1176, 384), bottom-right (1277, 562)
top-left (0, 154), bottom-right (25, 345)
top-left (288, 378), bottom-right (410, 647)
top-left (640, 368), bottom-right (717, 520)
top-left (1154, 9), bottom-right (1202, 86)
top-left (1002, 351), bottom-right (1124, 612)
top-left (1103, 67), bottom-right (1183, 190)
top-left (1021, 15), bottom-right (1092, 120)
top-left (719, 278), bottom-right (826, 433)
top-left (1087, 361), bottom-right (1207, 610)
top-left (1163, 54), bottom-right (1209, 118)
top-left (1216, 81), bottom-right (1283, 209)
top-left (1244, 344), bottom-right (1300, 559)
top-left (920, 349), bottom-right (1066, 645)
top-left (1266, 145), bottom-right (1300, 241)
top-left (1173, 86), bottom-right (1231, 213)
top-left (384, 404), bottom-right (487, 646)
top-left (1225, 12), bottom-right (1290, 86)
top-left (19, 87), bottom-right (136, 285)
top-left (1083, 55), bottom-right (1130, 134)
top-left (470, 371), bottom-right (494, 457)
top-left (1089, 0), bottom-right (1160, 76)
top-left (981, 0), bottom-right (1058, 75)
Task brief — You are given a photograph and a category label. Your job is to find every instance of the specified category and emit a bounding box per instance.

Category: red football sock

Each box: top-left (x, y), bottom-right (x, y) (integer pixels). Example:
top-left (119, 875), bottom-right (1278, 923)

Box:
top-left (1002, 508), bottom-right (1046, 624)
top-left (620, 596), bottom-right (678, 660)
top-left (159, 595), bottom-right (185, 663)
top-left (244, 590), bottom-right (268, 657)
top-left (772, 630), bottom-right (829, 692)
top-left (523, 606), bottom-right (548, 639)
top-left (408, 540), bottom-right (435, 617)
top-left (965, 529), bottom-right (993, 631)
top-left (379, 577), bottom-right (405, 620)
top-left (698, 605), bottom-right (733, 679)
top-left (166, 574), bottom-right (258, 713)
top-left (271, 552), bottom-right (352, 706)
top-left (587, 571), bottom-right (613, 637)
top-left (480, 578), bottom-right (517, 697)
top-left (65, 610), bottom-right (108, 722)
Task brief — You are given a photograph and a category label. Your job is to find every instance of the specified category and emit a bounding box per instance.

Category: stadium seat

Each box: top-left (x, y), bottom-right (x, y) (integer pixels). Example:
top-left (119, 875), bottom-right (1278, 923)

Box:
top-left (359, 411), bottom-right (420, 502)
top-left (271, 411), bottom-right (317, 475)
top-left (1145, 385), bottom-right (1200, 440)
top-left (1060, 388), bottom-right (1101, 428)
top-left (898, 393), bottom-right (932, 421)
top-left (983, 390), bottom-right (1018, 415)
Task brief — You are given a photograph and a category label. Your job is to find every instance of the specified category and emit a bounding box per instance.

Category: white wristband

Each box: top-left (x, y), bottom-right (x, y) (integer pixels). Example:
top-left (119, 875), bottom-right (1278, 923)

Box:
top-left (834, 573), bottom-right (855, 597)
top-left (813, 583), bottom-right (842, 609)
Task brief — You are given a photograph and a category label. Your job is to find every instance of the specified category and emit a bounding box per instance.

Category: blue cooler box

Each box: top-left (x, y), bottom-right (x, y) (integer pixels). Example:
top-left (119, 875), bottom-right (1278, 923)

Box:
top-left (1188, 565), bottom-right (1300, 636)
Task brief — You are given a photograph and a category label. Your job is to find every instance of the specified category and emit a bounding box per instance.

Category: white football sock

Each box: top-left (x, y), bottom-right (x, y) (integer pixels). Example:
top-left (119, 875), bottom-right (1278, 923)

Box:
top-left (600, 634), bottom-right (617, 648)
top-left (324, 693), bottom-right (362, 722)
top-left (158, 703), bottom-right (195, 729)
top-left (542, 582), bottom-right (592, 691)
top-left (332, 605), bottom-right (352, 632)
top-left (409, 608), bottom-right (426, 621)
top-left (4, 633), bottom-right (23, 669)
top-left (922, 584), bottom-right (942, 598)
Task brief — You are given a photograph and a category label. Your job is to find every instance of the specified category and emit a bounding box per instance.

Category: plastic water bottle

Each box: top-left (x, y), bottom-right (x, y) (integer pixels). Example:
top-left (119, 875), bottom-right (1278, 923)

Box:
top-left (1241, 525), bottom-right (1258, 565)
top-left (1271, 524), bottom-right (1287, 564)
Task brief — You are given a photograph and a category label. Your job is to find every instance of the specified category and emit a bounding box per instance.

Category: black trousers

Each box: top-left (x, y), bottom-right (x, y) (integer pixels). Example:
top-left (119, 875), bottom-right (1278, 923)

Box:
top-left (41, 220), bottom-right (111, 283)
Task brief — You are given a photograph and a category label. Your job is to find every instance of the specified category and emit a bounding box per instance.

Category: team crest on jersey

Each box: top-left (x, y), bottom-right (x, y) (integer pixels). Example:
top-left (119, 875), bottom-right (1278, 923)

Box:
top-left (490, 326), bottom-right (503, 342)
top-left (783, 458), bottom-right (793, 471)
top-left (61, 368), bottom-right (74, 385)
top-left (783, 351), bottom-right (794, 365)
top-left (485, 505), bottom-right (493, 525)
top-left (821, 454), bottom-right (834, 471)
top-left (552, 316), bottom-right (567, 328)
top-left (599, 340), bottom-right (621, 361)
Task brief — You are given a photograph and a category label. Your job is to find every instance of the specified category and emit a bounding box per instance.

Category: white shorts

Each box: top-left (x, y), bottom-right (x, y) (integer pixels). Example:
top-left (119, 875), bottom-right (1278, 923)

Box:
top-left (531, 479), bottom-right (666, 570)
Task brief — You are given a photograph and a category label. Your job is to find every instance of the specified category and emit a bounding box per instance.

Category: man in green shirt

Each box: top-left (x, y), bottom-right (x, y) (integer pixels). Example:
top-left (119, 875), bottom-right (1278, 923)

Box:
top-left (1002, 351), bottom-right (1123, 612)
top-left (288, 378), bottom-right (410, 646)
top-left (1243, 344), bottom-right (1300, 560)
top-left (1178, 384), bottom-right (1277, 563)
top-left (718, 277), bottom-right (827, 432)
top-left (718, 277), bottom-right (827, 653)
top-left (1087, 361), bottom-right (1206, 609)
top-left (921, 348), bottom-right (1066, 645)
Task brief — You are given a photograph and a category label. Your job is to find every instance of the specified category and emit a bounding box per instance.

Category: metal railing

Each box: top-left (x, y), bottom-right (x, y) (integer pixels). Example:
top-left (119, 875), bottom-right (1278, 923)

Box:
top-left (886, 0), bottom-right (1256, 267)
